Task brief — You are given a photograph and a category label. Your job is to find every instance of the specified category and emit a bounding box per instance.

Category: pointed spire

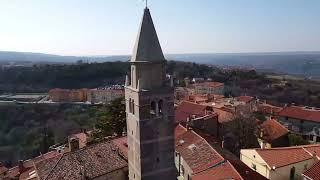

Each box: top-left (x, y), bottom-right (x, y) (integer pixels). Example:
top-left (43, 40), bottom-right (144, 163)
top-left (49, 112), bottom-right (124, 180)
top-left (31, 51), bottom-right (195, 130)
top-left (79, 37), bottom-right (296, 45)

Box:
top-left (131, 8), bottom-right (165, 62)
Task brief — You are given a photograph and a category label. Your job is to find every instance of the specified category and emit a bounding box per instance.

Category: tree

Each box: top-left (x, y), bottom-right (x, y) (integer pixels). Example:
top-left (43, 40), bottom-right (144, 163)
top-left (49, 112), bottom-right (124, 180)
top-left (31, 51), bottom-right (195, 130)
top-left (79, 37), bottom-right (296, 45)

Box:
top-left (224, 111), bottom-right (259, 155)
top-left (288, 134), bottom-right (310, 146)
top-left (90, 98), bottom-right (126, 143)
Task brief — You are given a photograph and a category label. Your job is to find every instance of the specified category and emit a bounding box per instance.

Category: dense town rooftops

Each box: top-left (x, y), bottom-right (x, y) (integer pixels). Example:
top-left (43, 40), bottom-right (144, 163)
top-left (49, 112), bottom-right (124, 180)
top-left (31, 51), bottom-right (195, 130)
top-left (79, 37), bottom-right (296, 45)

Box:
top-left (259, 118), bottom-right (289, 142)
top-left (279, 106), bottom-right (320, 123)
top-left (302, 160), bottom-right (320, 180)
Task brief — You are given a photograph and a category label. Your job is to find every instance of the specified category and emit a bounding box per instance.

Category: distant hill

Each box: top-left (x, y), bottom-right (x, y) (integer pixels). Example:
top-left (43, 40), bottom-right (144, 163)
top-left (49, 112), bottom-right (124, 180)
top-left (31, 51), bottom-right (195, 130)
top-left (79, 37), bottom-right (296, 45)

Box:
top-left (0, 51), bottom-right (129, 63)
top-left (167, 52), bottom-right (320, 78)
top-left (1, 51), bottom-right (320, 77)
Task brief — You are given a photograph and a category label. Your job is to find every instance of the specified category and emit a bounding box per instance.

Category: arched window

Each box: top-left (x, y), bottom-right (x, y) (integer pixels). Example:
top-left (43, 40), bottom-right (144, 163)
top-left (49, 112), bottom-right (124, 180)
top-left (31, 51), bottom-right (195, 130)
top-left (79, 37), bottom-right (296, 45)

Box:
top-left (129, 99), bottom-right (132, 113)
top-left (158, 100), bottom-right (163, 115)
top-left (132, 100), bottom-right (135, 115)
top-left (150, 101), bottom-right (156, 115)
top-left (290, 167), bottom-right (295, 180)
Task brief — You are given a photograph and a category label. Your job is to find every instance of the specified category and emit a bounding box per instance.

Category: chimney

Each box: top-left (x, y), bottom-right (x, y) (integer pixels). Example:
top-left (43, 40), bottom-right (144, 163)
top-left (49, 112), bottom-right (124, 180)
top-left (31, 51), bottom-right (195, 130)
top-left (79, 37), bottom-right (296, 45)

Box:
top-left (69, 138), bottom-right (80, 152)
top-left (18, 160), bottom-right (25, 174)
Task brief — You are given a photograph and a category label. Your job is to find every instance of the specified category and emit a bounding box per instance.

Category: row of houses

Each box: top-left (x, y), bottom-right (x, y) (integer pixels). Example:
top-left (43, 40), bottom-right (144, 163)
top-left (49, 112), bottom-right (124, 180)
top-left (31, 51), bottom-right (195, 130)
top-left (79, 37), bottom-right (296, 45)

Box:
top-left (48, 88), bottom-right (124, 104)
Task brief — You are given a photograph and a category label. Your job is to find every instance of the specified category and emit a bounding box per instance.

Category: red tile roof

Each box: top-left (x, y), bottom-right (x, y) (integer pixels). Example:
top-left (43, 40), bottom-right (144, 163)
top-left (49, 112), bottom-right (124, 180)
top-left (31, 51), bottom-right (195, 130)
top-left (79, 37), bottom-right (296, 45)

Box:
top-left (175, 101), bottom-right (208, 124)
top-left (5, 166), bottom-right (20, 179)
top-left (192, 161), bottom-right (243, 180)
top-left (302, 160), bottom-right (320, 180)
top-left (279, 106), bottom-right (320, 123)
top-left (259, 118), bottom-right (289, 143)
top-left (33, 151), bottom-right (61, 164)
top-left (256, 146), bottom-right (314, 169)
top-left (303, 145), bottom-right (320, 158)
top-left (257, 103), bottom-right (283, 115)
top-left (34, 154), bottom-right (62, 180)
top-left (111, 136), bottom-right (129, 159)
top-left (44, 141), bottom-right (127, 180)
top-left (213, 107), bottom-right (234, 123)
top-left (194, 82), bottom-right (224, 88)
top-left (175, 129), bottom-right (225, 174)
top-left (175, 124), bottom-right (187, 137)
top-left (19, 167), bottom-right (36, 180)
top-left (237, 96), bottom-right (254, 103)
top-left (228, 159), bottom-right (268, 180)
top-left (0, 164), bottom-right (8, 175)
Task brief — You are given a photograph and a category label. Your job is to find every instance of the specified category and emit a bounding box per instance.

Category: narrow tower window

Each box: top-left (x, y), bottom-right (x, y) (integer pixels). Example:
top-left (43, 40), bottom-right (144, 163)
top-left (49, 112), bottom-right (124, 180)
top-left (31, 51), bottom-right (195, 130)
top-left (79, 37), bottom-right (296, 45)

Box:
top-left (150, 101), bottom-right (156, 115)
top-left (158, 100), bottom-right (163, 115)
top-left (129, 98), bottom-right (132, 113)
top-left (132, 100), bottom-right (135, 114)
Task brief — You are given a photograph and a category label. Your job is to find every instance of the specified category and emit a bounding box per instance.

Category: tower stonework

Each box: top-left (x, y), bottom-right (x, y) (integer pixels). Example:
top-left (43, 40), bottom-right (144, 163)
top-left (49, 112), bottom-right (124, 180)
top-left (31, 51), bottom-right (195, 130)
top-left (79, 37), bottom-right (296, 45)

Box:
top-left (125, 8), bottom-right (176, 180)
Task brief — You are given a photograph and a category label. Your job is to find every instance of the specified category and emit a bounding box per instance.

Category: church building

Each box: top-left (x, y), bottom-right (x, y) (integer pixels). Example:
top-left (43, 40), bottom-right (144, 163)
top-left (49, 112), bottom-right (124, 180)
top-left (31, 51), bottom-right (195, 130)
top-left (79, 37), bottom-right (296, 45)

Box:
top-left (125, 6), bottom-right (176, 180)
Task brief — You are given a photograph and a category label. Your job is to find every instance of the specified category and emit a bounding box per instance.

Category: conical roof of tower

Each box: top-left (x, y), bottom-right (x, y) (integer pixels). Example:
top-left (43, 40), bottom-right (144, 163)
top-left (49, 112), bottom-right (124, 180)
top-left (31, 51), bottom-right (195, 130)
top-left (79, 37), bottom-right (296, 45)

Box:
top-left (131, 8), bottom-right (165, 62)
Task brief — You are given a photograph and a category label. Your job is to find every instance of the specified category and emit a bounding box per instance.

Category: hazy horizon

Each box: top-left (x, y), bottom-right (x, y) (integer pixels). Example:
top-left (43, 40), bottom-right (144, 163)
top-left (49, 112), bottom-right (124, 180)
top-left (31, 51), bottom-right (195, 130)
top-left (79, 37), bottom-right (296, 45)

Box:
top-left (1, 0), bottom-right (320, 56)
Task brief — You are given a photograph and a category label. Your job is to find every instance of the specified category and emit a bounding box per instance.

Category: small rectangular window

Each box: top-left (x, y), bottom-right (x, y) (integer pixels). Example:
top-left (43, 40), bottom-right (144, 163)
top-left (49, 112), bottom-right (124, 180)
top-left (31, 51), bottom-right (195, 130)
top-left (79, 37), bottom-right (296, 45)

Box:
top-left (252, 163), bottom-right (257, 171)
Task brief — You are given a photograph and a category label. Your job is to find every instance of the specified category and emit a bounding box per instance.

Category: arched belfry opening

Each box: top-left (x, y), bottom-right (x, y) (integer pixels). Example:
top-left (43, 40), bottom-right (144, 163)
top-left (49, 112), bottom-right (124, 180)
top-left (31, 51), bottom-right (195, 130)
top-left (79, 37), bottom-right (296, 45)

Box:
top-left (150, 101), bottom-right (156, 115)
top-left (158, 100), bottom-right (163, 115)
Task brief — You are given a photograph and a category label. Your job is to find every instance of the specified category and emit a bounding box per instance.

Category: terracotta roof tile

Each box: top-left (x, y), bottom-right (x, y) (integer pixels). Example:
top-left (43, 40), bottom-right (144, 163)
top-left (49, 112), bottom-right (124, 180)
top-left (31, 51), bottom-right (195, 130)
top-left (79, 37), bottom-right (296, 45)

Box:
top-left (213, 107), bottom-right (234, 123)
top-left (259, 118), bottom-right (289, 142)
top-left (256, 147), bottom-right (313, 169)
top-left (175, 124), bottom-right (187, 137)
top-left (303, 145), bottom-right (320, 158)
top-left (44, 141), bottom-right (127, 180)
top-left (175, 101), bottom-right (208, 123)
top-left (237, 96), bottom-right (254, 103)
top-left (302, 160), bottom-right (320, 180)
top-left (0, 164), bottom-right (8, 175)
top-left (194, 82), bottom-right (224, 88)
top-left (35, 154), bottom-right (62, 180)
top-left (228, 159), bottom-right (267, 180)
top-left (279, 106), bottom-right (320, 123)
top-left (175, 130), bottom-right (224, 174)
top-left (257, 104), bottom-right (283, 115)
top-left (111, 136), bottom-right (129, 159)
top-left (192, 161), bottom-right (243, 180)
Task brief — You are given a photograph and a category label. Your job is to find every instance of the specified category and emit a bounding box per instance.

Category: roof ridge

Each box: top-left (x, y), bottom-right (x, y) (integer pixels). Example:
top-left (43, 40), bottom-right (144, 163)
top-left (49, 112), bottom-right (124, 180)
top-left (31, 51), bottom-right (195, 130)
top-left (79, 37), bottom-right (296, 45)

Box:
top-left (43, 153), bottom-right (64, 180)
top-left (255, 144), bottom-right (320, 151)
top-left (226, 160), bottom-right (245, 180)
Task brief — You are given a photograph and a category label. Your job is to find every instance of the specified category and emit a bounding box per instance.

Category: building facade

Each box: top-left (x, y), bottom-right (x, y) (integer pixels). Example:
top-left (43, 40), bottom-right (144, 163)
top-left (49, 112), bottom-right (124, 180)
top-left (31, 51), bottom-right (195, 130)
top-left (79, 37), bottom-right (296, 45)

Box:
top-left (194, 82), bottom-right (225, 95)
top-left (125, 7), bottom-right (176, 180)
top-left (49, 88), bottom-right (88, 102)
top-left (87, 89), bottom-right (124, 104)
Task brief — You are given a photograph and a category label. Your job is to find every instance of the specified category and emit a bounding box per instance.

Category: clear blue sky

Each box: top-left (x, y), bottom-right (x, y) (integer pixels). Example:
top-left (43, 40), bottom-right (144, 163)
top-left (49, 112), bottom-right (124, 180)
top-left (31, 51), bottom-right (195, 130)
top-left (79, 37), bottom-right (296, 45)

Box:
top-left (1, 0), bottom-right (319, 56)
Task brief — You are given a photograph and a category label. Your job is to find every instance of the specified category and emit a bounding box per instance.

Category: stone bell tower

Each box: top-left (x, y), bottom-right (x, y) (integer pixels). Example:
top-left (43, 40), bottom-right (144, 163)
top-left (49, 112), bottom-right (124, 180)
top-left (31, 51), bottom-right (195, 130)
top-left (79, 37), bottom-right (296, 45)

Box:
top-left (125, 7), bottom-right (176, 180)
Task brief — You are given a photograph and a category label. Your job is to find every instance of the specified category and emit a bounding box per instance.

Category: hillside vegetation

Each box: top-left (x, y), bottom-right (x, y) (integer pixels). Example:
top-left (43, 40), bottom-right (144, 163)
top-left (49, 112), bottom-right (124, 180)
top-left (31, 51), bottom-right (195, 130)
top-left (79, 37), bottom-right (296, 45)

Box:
top-left (1, 61), bottom-right (320, 107)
